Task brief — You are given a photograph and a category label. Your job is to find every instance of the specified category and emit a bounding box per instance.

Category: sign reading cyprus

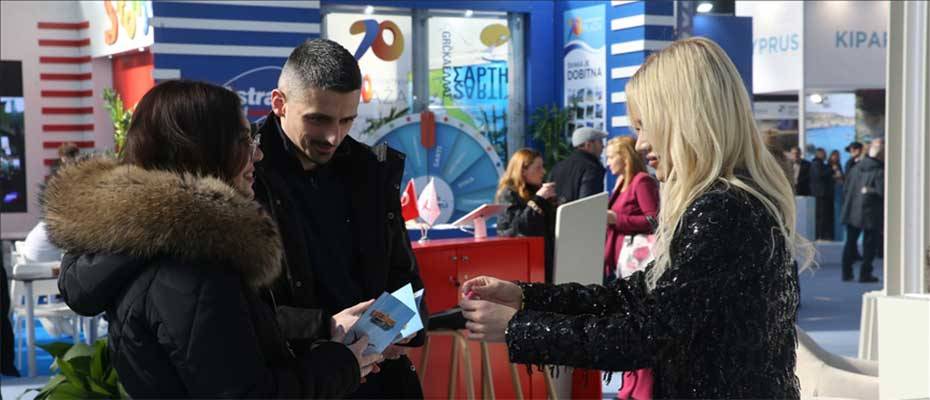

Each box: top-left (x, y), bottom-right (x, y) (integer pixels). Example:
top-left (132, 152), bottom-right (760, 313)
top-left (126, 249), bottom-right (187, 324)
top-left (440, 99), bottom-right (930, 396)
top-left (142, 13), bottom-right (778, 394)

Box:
top-left (343, 284), bottom-right (424, 356)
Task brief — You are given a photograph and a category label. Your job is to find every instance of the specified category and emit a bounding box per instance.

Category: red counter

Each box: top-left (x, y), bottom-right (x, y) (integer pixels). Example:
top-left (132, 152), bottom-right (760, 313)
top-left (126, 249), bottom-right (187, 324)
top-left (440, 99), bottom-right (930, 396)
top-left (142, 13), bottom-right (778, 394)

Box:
top-left (408, 237), bottom-right (548, 399)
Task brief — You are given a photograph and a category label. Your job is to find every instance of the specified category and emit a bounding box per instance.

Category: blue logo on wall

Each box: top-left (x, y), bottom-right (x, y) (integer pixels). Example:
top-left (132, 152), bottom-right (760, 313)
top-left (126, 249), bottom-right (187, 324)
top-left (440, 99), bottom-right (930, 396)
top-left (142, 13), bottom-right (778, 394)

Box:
top-left (753, 33), bottom-right (800, 55)
top-left (836, 31), bottom-right (886, 48)
top-left (223, 66), bottom-right (282, 121)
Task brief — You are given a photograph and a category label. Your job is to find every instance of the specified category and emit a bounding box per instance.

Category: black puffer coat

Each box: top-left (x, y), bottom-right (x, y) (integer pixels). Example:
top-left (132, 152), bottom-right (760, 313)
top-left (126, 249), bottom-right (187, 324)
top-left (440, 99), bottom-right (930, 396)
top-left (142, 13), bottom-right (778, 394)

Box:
top-left (496, 187), bottom-right (556, 282)
top-left (548, 149), bottom-right (606, 204)
top-left (506, 184), bottom-right (801, 399)
top-left (841, 156), bottom-right (884, 230)
top-left (44, 158), bottom-right (360, 398)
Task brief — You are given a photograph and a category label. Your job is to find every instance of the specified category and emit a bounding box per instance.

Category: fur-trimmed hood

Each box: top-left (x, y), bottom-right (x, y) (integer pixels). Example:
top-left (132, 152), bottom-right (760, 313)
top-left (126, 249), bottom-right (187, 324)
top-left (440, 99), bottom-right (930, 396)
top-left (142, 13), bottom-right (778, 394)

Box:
top-left (42, 157), bottom-right (282, 289)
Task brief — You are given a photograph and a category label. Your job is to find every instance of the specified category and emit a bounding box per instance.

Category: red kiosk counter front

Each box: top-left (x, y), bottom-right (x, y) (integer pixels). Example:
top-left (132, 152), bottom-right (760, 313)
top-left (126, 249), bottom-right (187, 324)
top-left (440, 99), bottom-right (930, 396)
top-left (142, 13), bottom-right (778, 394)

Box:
top-left (407, 237), bottom-right (548, 399)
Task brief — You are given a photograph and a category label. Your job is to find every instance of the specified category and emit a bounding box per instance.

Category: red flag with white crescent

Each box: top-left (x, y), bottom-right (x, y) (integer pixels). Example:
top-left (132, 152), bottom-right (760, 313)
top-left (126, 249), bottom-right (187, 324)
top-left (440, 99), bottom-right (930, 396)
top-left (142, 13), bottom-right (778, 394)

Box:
top-left (400, 179), bottom-right (419, 222)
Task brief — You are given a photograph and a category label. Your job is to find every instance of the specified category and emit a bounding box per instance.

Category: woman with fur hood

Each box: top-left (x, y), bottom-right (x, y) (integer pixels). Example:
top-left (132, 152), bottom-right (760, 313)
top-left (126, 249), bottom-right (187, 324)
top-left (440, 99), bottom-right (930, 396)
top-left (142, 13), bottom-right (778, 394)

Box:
top-left (43, 80), bottom-right (381, 398)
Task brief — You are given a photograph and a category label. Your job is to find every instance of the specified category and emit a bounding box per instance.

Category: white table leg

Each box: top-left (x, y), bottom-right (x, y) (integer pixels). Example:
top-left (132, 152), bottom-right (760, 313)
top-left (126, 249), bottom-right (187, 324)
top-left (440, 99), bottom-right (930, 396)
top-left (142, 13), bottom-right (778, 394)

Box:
top-left (24, 280), bottom-right (36, 377)
top-left (85, 317), bottom-right (98, 344)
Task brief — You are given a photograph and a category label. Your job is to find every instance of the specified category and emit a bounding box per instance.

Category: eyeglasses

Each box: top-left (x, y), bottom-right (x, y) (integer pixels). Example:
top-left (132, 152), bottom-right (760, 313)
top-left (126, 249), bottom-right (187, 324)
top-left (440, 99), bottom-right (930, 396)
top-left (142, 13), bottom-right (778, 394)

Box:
top-left (246, 133), bottom-right (262, 161)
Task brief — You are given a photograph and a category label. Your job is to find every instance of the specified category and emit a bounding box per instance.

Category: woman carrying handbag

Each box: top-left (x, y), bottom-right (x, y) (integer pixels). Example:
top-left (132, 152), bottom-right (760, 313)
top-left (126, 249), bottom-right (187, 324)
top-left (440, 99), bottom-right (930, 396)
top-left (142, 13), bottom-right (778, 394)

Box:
top-left (605, 136), bottom-right (659, 283)
top-left (602, 136), bottom-right (659, 399)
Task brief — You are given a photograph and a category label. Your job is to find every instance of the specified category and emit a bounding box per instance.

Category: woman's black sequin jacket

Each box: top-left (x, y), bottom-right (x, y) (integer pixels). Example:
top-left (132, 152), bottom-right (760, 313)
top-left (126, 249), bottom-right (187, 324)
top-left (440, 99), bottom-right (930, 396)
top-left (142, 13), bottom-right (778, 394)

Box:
top-left (506, 184), bottom-right (801, 399)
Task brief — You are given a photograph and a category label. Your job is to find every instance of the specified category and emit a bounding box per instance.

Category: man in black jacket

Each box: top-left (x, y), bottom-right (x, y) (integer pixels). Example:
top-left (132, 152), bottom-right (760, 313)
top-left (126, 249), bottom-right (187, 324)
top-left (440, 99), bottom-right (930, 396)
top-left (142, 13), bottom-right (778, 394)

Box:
top-left (789, 146), bottom-right (812, 196)
top-left (549, 127), bottom-right (607, 203)
top-left (840, 138), bottom-right (884, 283)
top-left (809, 148), bottom-right (834, 240)
top-left (253, 39), bottom-right (428, 398)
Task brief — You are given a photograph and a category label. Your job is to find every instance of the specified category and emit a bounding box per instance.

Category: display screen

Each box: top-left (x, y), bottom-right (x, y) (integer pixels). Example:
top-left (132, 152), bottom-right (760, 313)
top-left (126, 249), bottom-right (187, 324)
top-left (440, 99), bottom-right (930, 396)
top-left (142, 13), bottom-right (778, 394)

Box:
top-left (1, 60), bottom-right (27, 213)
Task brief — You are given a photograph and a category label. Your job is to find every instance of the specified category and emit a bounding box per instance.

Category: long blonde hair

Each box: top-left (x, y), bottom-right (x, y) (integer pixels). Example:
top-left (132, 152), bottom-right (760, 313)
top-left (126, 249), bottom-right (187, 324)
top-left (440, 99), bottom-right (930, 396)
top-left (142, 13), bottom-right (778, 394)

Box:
top-left (625, 37), bottom-right (812, 289)
top-left (496, 148), bottom-right (542, 203)
top-left (606, 136), bottom-right (647, 192)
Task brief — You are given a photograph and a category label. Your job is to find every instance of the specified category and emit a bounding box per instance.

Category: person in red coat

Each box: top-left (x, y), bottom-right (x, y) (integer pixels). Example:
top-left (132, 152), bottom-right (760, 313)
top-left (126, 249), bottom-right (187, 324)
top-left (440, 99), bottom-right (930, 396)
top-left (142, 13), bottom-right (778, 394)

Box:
top-left (604, 136), bottom-right (659, 283)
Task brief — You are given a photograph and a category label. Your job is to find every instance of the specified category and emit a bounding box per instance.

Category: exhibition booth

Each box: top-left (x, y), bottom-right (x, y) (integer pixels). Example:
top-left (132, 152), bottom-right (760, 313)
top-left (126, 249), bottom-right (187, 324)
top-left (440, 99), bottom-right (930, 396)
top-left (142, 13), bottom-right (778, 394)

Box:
top-left (1, 1), bottom-right (927, 399)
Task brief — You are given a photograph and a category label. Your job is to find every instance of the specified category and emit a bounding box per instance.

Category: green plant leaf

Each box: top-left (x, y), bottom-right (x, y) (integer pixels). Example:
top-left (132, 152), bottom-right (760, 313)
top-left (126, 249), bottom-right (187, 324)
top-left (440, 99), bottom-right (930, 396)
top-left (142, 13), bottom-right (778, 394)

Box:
top-left (38, 342), bottom-right (73, 359)
top-left (105, 367), bottom-right (119, 387)
top-left (56, 355), bottom-right (90, 392)
top-left (48, 380), bottom-right (93, 400)
top-left (63, 343), bottom-right (94, 362)
top-left (90, 340), bottom-right (108, 381)
top-left (87, 379), bottom-right (116, 398)
top-left (118, 382), bottom-right (130, 399)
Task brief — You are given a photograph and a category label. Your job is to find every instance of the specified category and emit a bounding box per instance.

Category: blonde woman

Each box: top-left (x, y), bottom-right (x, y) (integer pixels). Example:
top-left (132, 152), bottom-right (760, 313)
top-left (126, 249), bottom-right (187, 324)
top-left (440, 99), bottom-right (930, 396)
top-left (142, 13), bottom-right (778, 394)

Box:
top-left (604, 136), bottom-right (659, 283)
top-left (460, 37), bottom-right (808, 399)
top-left (496, 148), bottom-right (557, 282)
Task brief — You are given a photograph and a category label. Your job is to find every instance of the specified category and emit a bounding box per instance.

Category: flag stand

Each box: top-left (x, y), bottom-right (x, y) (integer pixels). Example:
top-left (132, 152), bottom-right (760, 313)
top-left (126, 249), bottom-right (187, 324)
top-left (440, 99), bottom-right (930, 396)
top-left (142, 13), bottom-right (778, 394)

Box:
top-left (418, 223), bottom-right (431, 243)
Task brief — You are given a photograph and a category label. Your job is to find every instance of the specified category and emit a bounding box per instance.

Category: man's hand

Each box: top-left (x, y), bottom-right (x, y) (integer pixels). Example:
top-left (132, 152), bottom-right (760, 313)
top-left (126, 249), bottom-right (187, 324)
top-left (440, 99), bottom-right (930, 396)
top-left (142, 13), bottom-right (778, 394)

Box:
top-left (382, 344), bottom-right (409, 360)
top-left (347, 336), bottom-right (384, 380)
top-left (331, 299), bottom-right (374, 343)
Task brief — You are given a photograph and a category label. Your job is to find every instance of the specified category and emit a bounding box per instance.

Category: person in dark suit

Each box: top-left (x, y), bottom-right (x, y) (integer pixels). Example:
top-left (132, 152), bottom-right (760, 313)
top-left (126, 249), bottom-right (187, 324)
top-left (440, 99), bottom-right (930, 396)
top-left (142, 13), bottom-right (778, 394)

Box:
top-left (789, 146), bottom-right (812, 196)
top-left (809, 148), bottom-right (834, 240)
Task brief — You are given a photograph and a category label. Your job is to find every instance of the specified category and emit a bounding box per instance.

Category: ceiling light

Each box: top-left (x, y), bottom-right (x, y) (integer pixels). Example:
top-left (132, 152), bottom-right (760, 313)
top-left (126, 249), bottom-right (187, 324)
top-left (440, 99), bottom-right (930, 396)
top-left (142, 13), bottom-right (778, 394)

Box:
top-left (363, 5), bottom-right (374, 15)
top-left (810, 94), bottom-right (824, 104)
top-left (464, 9), bottom-right (474, 18)
top-left (697, 2), bottom-right (713, 13)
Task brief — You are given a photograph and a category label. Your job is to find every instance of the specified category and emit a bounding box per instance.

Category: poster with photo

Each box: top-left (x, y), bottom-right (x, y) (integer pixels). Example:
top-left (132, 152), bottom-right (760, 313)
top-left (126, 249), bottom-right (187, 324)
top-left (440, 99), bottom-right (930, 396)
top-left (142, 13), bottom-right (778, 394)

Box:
top-left (563, 4), bottom-right (607, 135)
top-left (326, 13), bottom-right (414, 139)
top-left (1, 60), bottom-right (27, 213)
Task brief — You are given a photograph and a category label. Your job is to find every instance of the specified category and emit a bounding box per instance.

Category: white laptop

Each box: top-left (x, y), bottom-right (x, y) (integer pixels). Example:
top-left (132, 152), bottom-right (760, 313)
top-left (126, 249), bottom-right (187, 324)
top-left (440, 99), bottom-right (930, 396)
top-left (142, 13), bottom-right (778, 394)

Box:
top-left (553, 192), bottom-right (609, 285)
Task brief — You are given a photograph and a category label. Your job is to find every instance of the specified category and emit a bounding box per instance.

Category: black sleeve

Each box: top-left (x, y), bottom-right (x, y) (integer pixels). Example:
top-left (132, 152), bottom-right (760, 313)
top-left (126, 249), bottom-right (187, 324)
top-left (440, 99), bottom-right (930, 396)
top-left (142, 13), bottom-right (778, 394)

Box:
top-left (497, 191), bottom-right (551, 237)
top-left (151, 268), bottom-right (360, 398)
top-left (578, 165), bottom-right (605, 198)
top-left (505, 191), bottom-right (768, 372)
top-left (59, 253), bottom-right (145, 316)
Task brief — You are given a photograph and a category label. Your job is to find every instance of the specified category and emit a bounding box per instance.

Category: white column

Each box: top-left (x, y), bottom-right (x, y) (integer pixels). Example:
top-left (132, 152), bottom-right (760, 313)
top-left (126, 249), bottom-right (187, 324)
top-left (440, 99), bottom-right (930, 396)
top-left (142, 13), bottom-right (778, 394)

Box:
top-left (876, 1), bottom-right (930, 399)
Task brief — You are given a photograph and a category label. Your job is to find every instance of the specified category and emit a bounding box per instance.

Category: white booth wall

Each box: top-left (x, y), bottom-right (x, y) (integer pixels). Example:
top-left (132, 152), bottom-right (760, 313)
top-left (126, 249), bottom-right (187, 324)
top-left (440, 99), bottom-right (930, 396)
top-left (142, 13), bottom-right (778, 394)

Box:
top-left (0, 1), bottom-right (115, 239)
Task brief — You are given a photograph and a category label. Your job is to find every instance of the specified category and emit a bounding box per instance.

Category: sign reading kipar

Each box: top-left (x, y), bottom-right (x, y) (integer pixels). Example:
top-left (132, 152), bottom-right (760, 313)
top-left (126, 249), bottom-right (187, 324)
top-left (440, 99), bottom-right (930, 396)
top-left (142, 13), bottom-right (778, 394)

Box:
top-left (737, 0), bottom-right (889, 93)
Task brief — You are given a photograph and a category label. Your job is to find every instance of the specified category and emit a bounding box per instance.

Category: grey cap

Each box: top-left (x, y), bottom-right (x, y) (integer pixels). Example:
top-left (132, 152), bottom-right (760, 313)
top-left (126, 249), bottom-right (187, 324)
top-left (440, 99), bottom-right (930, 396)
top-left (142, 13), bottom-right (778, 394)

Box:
top-left (571, 127), bottom-right (608, 147)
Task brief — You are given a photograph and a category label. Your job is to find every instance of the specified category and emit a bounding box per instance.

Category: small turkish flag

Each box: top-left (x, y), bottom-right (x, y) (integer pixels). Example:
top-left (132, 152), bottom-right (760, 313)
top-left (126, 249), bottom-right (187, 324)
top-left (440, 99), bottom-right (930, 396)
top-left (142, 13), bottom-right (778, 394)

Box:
top-left (400, 179), bottom-right (419, 222)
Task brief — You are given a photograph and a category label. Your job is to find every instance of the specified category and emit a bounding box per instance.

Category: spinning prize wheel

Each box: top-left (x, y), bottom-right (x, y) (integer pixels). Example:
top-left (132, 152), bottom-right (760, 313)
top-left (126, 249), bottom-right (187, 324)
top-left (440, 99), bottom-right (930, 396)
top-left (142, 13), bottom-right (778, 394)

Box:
top-left (365, 112), bottom-right (504, 225)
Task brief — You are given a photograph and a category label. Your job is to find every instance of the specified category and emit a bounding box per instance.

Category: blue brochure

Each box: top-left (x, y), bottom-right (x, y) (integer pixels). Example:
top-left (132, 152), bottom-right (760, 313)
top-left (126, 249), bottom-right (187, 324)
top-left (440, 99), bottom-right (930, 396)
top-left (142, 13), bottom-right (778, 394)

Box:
top-left (343, 284), bottom-right (424, 356)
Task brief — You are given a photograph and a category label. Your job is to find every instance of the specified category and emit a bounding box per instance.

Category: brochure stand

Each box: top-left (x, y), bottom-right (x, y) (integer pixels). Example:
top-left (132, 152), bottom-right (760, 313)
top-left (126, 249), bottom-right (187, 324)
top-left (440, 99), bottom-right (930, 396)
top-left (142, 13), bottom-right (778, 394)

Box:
top-left (450, 204), bottom-right (506, 239)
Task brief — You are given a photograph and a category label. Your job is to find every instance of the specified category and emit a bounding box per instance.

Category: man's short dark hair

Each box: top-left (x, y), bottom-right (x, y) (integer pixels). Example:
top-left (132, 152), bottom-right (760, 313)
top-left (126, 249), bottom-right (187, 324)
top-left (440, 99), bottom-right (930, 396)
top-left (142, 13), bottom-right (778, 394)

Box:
top-left (845, 142), bottom-right (863, 152)
top-left (280, 39), bottom-right (361, 95)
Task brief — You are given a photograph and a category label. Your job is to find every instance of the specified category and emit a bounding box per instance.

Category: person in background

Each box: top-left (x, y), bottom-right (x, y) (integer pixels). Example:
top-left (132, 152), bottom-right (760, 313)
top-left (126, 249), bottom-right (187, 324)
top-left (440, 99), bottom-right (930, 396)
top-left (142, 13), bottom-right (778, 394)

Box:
top-left (459, 37), bottom-right (808, 399)
top-left (840, 138), bottom-right (884, 283)
top-left (49, 80), bottom-right (378, 397)
top-left (843, 142), bottom-right (864, 259)
top-left (49, 142), bottom-right (80, 176)
top-left (809, 148), bottom-right (834, 240)
top-left (789, 146), bottom-right (812, 196)
top-left (764, 134), bottom-right (794, 186)
top-left (496, 148), bottom-right (557, 282)
top-left (22, 221), bottom-right (62, 262)
top-left (844, 142), bottom-right (863, 176)
top-left (254, 38), bottom-right (426, 398)
top-left (549, 127), bottom-right (607, 204)
top-left (603, 136), bottom-right (659, 283)
top-left (829, 150), bottom-right (846, 241)
top-left (829, 150), bottom-right (844, 183)
top-left (602, 135), bottom-right (659, 399)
